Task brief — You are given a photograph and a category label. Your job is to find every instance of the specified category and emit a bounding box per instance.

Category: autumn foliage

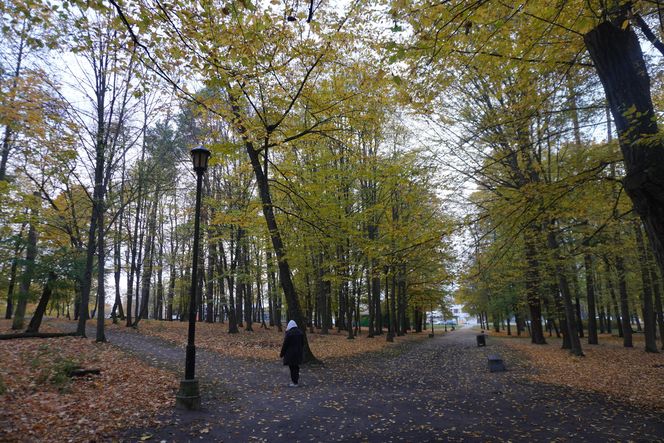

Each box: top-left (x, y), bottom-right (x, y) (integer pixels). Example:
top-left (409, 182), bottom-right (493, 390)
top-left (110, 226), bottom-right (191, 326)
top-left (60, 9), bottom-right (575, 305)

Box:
top-left (0, 323), bottom-right (177, 442)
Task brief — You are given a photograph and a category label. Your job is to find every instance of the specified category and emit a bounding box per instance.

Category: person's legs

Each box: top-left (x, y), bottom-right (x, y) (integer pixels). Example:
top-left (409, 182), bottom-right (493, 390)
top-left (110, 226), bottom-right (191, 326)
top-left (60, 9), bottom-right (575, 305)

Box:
top-left (289, 364), bottom-right (299, 385)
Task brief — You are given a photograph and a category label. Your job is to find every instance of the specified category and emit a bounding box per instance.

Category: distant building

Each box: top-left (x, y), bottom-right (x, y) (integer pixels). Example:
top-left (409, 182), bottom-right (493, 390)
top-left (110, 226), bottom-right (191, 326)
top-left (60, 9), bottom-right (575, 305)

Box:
top-left (450, 304), bottom-right (475, 325)
top-left (427, 304), bottom-right (475, 325)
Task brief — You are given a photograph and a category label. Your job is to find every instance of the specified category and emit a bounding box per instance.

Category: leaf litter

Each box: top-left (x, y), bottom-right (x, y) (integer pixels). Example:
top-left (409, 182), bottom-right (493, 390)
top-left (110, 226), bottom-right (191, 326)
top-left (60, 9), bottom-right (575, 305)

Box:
top-left (0, 326), bottom-right (178, 443)
top-left (132, 319), bottom-right (428, 361)
top-left (488, 330), bottom-right (664, 410)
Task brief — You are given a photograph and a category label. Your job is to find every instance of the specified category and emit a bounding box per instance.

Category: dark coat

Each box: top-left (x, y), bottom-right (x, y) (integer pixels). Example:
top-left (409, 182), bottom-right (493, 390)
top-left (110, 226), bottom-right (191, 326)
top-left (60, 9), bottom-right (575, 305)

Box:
top-left (280, 327), bottom-right (304, 366)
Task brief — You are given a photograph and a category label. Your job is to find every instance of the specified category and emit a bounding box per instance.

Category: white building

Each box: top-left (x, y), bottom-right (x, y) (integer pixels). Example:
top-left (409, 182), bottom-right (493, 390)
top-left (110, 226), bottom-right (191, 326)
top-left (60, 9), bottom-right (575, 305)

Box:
top-left (450, 304), bottom-right (476, 325)
top-left (428, 304), bottom-right (475, 325)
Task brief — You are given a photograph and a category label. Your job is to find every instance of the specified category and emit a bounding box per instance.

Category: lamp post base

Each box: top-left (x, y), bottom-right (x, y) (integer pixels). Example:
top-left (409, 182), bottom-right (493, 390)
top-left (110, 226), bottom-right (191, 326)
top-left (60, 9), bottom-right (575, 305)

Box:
top-left (175, 379), bottom-right (201, 410)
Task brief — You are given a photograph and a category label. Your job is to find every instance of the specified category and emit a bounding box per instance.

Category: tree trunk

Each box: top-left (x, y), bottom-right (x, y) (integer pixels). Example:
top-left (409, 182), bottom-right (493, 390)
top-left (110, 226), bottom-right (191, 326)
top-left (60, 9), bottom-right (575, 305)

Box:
top-left (354, 279), bottom-right (360, 336)
top-left (111, 227), bottom-right (125, 322)
top-left (390, 273), bottom-right (397, 340)
top-left (4, 232), bottom-right (24, 319)
top-left (367, 267), bottom-right (374, 338)
top-left (133, 210), bottom-right (146, 321)
top-left (167, 261), bottom-right (176, 321)
top-left (155, 218), bottom-right (164, 321)
top-left (243, 140), bottom-right (314, 360)
top-left (255, 245), bottom-right (267, 328)
top-left (414, 307), bottom-right (422, 333)
top-left (95, 185), bottom-right (106, 343)
top-left (634, 312), bottom-right (643, 332)
top-left (547, 230), bottom-right (583, 356)
top-left (649, 254), bottom-right (664, 349)
top-left (197, 235), bottom-right (205, 323)
top-left (76, 191), bottom-right (98, 336)
top-left (372, 270), bottom-right (382, 335)
top-left (235, 235), bottom-right (244, 328)
top-left (216, 241), bottom-right (227, 324)
top-left (134, 197), bottom-right (158, 326)
top-left (26, 272), bottom-right (57, 333)
top-left (206, 240), bottom-right (216, 323)
top-left (12, 193), bottom-right (39, 330)
top-left (583, 254), bottom-right (598, 345)
top-left (225, 231), bottom-right (239, 333)
top-left (612, 254), bottom-right (633, 347)
top-left (126, 170), bottom-right (145, 328)
top-left (523, 231), bottom-right (546, 344)
top-left (0, 28), bottom-right (25, 181)
top-left (397, 265), bottom-right (407, 336)
top-left (585, 20), bottom-right (664, 283)
top-left (275, 268), bottom-right (283, 332)
top-left (111, 159), bottom-right (127, 323)
top-left (166, 202), bottom-right (179, 321)
top-left (267, 250), bottom-right (275, 327)
top-left (385, 272), bottom-right (394, 342)
top-left (575, 292), bottom-right (584, 339)
top-left (244, 279), bottom-right (253, 331)
top-left (606, 268), bottom-right (622, 337)
top-left (345, 278), bottom-right (354, 339)
top-left (549, 282), bottom-right (567, 346)
top-left (244, 242), bottom-right (253, 331)
top-left (633, 221), bottom-right (659, 352)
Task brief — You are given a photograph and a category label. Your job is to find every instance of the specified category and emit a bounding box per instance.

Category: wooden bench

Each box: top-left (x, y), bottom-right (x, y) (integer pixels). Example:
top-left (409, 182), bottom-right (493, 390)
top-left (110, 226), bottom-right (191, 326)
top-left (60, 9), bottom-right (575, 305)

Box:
top-left (488, 354), bottom-right (506, 372)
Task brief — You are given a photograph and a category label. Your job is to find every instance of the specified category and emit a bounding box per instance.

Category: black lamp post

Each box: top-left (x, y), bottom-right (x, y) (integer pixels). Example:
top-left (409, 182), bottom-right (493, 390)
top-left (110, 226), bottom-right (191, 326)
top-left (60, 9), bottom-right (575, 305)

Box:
top-left (175, 145), bottom-right (210, 411)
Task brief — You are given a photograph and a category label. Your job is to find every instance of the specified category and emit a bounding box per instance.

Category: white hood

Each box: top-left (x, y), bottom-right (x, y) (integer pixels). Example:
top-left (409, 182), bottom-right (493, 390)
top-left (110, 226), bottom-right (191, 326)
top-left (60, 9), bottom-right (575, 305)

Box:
top-left (286, 320), bottom-right (298, 331)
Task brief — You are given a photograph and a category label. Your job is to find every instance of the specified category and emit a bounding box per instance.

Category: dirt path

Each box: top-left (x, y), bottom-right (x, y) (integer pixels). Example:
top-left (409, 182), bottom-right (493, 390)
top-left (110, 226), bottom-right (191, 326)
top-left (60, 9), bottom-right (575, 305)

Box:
top-left (106, 326), bottom-right (663, 442)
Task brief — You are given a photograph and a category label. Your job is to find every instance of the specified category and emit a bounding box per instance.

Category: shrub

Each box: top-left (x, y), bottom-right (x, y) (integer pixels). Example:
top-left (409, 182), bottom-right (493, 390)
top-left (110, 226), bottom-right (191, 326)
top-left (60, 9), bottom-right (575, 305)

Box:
top-left (50, 357), bottom-right (81, 392)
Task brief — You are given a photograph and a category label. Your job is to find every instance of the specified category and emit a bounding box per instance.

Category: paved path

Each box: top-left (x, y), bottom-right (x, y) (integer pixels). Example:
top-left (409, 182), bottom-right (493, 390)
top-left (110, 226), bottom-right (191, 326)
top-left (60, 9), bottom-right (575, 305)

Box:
top-left (105, 327), bottom-right (663, 442)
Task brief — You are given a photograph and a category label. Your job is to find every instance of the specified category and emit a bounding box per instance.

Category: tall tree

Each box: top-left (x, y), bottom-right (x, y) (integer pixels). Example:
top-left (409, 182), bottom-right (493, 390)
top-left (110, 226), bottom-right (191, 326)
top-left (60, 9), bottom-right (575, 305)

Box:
top-left (63, 7), bottom-right (139, 340)
top-left (11, 192), bottom-right (39, 330)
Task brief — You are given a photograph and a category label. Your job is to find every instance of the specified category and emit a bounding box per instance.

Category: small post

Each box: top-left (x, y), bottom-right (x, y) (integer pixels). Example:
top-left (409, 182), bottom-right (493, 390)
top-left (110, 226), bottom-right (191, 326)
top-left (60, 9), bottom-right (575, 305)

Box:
top-left (429, 307), bottom-right (434, 338)
top-left (476, 330), bottom-right (486, 347)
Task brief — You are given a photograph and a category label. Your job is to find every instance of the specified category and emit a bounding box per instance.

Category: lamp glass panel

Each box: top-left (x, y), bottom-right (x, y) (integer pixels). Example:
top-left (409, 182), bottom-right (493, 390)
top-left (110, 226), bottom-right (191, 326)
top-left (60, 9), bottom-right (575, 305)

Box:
top-left (190, 147), bottom-right (210, 170)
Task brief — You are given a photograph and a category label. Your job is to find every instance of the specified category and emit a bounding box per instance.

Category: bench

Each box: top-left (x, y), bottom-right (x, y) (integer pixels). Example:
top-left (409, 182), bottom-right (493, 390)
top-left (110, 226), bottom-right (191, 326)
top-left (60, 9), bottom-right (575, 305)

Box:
top-left (488, 354), bottom-right (506, 372)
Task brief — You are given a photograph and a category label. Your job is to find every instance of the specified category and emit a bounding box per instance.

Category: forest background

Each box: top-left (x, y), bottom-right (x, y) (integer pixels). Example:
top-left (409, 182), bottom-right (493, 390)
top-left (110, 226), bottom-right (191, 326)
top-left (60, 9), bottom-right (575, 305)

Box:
top-left (2, 0), bottom-right (664, 366)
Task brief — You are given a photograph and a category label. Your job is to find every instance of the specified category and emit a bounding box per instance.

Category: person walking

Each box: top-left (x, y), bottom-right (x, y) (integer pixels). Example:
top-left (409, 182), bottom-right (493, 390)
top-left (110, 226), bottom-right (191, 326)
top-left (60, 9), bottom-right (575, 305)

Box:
top-left (280, 320), bottom-right (304, 387)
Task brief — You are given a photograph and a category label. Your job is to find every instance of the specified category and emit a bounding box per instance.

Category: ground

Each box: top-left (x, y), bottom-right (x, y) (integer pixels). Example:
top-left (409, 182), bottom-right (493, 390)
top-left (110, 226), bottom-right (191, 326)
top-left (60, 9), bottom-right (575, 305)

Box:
top-left (1, 321), bottom-right (663, 442)
top-left (0, 321), bottom-right (177, 442)
top-left (487, 329), bottom-right (664, 410)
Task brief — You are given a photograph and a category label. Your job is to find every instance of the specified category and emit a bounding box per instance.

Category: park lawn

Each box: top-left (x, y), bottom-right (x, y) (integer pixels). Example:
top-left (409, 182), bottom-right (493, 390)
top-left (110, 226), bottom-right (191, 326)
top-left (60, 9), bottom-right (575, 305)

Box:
top-left (131, 319), bottom-right (429, 361)
top-left (0, 321), bottom-right (177, 443)
top-left (488, 330), bottom-right (664, 410)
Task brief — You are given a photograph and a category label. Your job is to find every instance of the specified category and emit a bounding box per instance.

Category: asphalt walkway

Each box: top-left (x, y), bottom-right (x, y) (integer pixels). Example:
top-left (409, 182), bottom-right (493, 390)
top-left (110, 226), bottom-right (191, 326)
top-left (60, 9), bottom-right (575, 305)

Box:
top-left (105, 326), bottom-right (663, 442)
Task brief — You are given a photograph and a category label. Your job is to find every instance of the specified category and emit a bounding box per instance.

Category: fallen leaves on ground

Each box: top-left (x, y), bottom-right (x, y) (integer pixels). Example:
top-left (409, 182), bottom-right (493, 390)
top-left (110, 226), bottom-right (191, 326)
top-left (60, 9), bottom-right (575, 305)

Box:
top-left (487, 330), bottom-right (664, 410)
top-left (0, 318), bottom-right (62, 335)
top-left (0, 324), bottom-right (178, 443)
top-left (130, 320), bottom-right (428, 361)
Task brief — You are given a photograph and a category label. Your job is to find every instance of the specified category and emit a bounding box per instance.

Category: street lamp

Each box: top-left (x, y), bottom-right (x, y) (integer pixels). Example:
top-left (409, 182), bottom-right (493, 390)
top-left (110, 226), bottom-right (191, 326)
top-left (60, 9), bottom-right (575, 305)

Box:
top-left (175, 145), bottom-right (211, 411)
